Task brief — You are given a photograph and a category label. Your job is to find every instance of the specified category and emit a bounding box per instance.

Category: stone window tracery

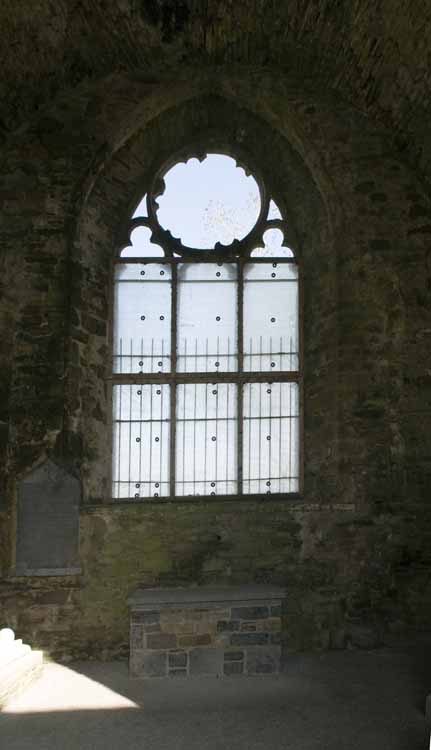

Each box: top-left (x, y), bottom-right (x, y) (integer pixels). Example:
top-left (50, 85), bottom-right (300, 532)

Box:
top-left (111, 152), bottom-right (300, 500)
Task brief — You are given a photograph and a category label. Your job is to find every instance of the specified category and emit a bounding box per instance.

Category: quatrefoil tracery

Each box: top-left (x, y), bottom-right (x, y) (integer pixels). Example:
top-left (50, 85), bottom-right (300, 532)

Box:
top-left (117, 151), bottom-right (297, 261)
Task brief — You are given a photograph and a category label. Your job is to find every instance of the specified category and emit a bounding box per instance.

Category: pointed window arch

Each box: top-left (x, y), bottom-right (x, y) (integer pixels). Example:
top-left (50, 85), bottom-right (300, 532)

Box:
top-left (111, 152), bottom-right (301, 499)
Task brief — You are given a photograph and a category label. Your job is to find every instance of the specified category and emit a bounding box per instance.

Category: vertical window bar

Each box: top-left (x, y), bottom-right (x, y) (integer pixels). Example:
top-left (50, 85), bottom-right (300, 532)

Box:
top-left (117, 338), bottom-right (123, 498)
top-left (226, 375), bottom-right (229, 494)
top-left (258, 335), bottom-right (263, 494)
top-left (278, 380), bottom-right (282, 494)
top-left (128, 340), bottom-right (133, 498)
top-left (204, 338), bottom-right (208, 492)
top-left (215, 375), bottom-right (219, 489)
top-left (193, 339), bottom-right (198, 494)
top-left (149, 339), bottom-right (154, 493)
top-left (159, 339), bottom-right (164, 495)
top-left (268, 336), bottom-right (273, 491)
top-left (170, 263), bottom-right (177, 497)
top-left (237, 260), bottom-right (244, 495)
top-left (299, 266), bottom-right (304, 495)
top-left (248, 338), bottom-right (252, 493)
top-left (226, 338), bottom-right (230, 493)
top-left (279, 335), bottom-right (283, 494)
top-left (289, 336), bottom-right (293, 492)
top-left (138, 338), bottom-right (143, 493)
top-left (182, 383), bottom-right (186, 491)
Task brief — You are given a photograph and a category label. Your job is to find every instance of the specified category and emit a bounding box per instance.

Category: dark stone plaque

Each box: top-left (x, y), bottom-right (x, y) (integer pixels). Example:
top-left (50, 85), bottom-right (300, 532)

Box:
top-left (15, 459), bottom-right (81, 576)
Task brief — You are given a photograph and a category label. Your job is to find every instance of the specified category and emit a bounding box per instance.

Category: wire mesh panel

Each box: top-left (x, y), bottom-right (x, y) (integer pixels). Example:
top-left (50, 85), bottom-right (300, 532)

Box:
top-left (243, 382), bottom-right (299, 494)
top-left (113, 263), bottom-right (171, 374)
top-left (112, 383), bottom-right (170, 499)
top-left (175, 383), bottom-right (237, 496)
top-left (177, 263), bottom-right (238, 373)
top-left (243, 262), bottom-right (298, 372)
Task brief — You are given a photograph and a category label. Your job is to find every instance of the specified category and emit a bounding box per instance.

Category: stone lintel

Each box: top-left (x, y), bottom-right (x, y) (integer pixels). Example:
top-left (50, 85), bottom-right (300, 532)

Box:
top-left (128, 584), bottom-right (286, 610)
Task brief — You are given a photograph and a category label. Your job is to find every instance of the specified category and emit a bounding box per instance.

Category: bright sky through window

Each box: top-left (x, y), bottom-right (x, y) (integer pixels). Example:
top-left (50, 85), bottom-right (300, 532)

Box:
top-left (156, 154), bottom-right (261, 249)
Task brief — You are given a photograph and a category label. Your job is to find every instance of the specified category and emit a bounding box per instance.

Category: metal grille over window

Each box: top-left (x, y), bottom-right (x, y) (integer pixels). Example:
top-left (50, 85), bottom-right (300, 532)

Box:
top-left (112, 153), bottom-right (301, 500)
top-left (176, 383), bottom-right (237, 496)
top-left (243, 382), bottom-right (299, 494)
top-left (112, 384), bottom-right (170, 498)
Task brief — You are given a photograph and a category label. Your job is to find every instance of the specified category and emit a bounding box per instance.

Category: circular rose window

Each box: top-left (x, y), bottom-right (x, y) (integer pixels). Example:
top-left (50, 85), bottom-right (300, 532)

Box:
top-left (156, 154), bottom-right (261, 249)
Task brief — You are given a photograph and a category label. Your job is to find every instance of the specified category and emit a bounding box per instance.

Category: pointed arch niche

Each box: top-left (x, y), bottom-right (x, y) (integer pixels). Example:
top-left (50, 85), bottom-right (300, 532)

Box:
top-left (70, 94), bottom-right (336, 504)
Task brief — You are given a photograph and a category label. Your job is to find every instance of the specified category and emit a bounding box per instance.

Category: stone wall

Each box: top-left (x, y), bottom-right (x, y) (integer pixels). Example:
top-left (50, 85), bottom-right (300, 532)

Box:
top-left (0, 70), bottom-right (430, 659)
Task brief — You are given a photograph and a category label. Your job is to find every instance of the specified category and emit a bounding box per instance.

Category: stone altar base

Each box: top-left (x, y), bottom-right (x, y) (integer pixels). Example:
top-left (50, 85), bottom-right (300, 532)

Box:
top-left (128, 585), bottom-right (285, 678)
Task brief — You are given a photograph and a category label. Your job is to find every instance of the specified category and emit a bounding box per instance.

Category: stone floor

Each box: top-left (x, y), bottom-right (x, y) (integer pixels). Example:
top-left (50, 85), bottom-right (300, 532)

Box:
top-left (0, 640), bottom-right (430, 749)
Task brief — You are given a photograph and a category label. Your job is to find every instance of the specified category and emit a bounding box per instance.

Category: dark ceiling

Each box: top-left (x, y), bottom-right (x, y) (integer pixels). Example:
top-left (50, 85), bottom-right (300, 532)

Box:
top-left (2, 1), bottom-right (431, 184)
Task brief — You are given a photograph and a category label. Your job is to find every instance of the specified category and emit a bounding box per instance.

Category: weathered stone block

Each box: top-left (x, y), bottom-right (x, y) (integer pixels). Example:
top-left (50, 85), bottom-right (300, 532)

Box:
top-left (168, 650), bottom-right (187, 668)
top-left (349, 625), bottom-right (380, 649)
top-left (231, 632), bottom-right (269, 646)
top-left (130, 624), bottom-right (142, 649)
top-left (257, 617), bottom-right (281, 632)
top-left (246, 646), bottom-right (281, 675)
top-left (224, 661), bottom-right (244, 676)
top-left (163, 622), bottom-right (194, 635)
top-left (217, 620), bottom-right (240, 633)
top-left (130, 650), bottom-right (167, 678)
top-left (36, 591), bottom-right (70, 605)
top-left (189, 648), bottom-right (222, 676)
top-left (224, 650), bottom-right (244, 662)
top-left (142, 623), bottom-right (161, 634)
top-left (132, 611), bottom-right (160, 625)
top-left (231, 606), bottom-right (268, 620)
top-left (178, 634), bottom-right (211, 648)
top-left (146, 633), bottom-right (177, 650)
top-left (193, 620), bottom-right (217, 635)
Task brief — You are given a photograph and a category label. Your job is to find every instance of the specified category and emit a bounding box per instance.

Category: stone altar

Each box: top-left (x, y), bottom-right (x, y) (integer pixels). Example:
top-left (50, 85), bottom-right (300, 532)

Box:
top-left (128, 584), bottom-right (285, 678)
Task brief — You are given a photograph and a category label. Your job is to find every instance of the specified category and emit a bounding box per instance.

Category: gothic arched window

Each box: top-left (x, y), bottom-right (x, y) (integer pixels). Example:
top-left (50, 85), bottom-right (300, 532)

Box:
top-left (111, 153), bottom-right (301, 500)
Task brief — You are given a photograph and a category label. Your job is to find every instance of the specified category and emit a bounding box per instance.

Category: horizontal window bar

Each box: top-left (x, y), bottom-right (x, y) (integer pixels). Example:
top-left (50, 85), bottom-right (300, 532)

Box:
top-left (113, 481), bottom-right (170, 487)
top-left (113, 417), bottom-right (237, 425)
top-left (244, 278), bottom-right (297, 284)
top-left (243, 415), bottom-right (299, 421)
top-left (113, 354), bottom-right (171, 359)
top-left (113, 419), bottom-right (170, 424)
top-left (109, 372), bottom-right (300, 384)
top-left (115, 279), bottom-right (171, 284)
top-left (114, 257), bottom-right (298, 265)
top-left (113, 352), bottom-right (297, 362)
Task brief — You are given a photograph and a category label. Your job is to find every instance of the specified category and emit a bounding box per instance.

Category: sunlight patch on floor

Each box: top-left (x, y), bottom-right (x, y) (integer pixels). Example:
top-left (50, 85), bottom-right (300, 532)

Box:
top-left (4, 663), bottom-right (140, 713)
